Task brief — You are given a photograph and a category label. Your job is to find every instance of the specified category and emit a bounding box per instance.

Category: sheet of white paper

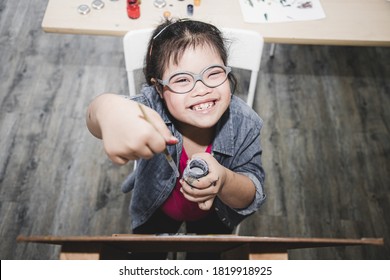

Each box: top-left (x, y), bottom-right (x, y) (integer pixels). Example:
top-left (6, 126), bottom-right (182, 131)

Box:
top-left (239, 0), bottom-right (326, 23)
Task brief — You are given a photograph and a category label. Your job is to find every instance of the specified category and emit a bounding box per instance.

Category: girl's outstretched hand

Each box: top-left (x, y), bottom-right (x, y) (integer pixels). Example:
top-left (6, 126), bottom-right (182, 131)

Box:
top-left (86, 93), bottom-right (178, 164)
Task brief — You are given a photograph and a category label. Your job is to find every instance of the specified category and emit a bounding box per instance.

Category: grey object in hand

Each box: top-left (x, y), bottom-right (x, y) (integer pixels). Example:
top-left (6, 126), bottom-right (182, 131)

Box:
top-left (183, 158), bottom-right (209, 185)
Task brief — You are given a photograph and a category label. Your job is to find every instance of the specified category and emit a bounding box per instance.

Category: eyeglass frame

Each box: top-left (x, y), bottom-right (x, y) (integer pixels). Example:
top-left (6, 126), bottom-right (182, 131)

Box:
top-left (156, 64), bottom-right (232, 94)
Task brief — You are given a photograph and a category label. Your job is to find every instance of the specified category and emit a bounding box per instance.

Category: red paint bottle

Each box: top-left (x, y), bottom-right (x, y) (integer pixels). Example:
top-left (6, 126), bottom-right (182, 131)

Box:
top-left (127, 0), bottom-right (140, 19)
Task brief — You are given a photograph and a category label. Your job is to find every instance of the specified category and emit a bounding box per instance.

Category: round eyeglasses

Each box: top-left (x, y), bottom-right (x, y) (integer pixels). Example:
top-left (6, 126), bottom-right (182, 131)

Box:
top-left (157, 64), bottom-right (232, 94)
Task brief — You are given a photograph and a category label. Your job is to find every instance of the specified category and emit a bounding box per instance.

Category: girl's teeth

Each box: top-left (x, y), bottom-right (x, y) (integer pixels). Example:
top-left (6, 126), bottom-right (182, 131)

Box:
top-left (193, 102), bottom-right (213, 111)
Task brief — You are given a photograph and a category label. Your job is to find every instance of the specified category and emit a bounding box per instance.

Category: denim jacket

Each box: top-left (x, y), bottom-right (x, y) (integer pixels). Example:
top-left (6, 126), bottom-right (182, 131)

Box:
top-left (121, 86), bottom-right (266, 230)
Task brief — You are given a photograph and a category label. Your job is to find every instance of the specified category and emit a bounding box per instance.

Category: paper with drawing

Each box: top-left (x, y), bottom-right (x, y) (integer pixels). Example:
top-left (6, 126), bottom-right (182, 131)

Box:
top-left (239, 0), bottom-right (326, 23)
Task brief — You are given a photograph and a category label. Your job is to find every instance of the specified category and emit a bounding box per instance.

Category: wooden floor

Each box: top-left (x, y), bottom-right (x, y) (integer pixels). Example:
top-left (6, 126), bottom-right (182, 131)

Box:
top-left (1, 1), bottom-right (389, 259)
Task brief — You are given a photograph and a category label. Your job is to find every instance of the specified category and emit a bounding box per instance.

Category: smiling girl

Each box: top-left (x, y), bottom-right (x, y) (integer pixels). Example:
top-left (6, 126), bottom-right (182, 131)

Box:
top-left (86, 19), bottom-right (266, 257)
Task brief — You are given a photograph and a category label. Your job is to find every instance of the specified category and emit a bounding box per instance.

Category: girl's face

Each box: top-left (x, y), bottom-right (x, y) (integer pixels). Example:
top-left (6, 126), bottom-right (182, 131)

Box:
top-left (159, 45), bottom-right (231, 130)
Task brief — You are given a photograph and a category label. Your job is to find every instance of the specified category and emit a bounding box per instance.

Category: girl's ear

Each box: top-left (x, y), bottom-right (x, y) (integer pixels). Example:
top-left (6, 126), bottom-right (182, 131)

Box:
top-left (151, 78), bottom-right (164, 99)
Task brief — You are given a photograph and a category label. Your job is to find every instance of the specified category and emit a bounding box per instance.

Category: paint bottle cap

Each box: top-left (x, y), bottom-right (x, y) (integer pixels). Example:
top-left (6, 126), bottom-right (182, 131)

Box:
top-left (153, 0), bottom-right (166, 8)
top-left (77, 5), bottom-right (91, 15)
top-left (92, 0), bottom-right (105, 10)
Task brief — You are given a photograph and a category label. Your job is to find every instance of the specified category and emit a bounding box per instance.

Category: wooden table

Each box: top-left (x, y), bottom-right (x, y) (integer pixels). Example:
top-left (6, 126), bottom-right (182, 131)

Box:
top-left (17, 234), bottom-right (384, 260)
top-left (41, 0), bottom-right (390, 46)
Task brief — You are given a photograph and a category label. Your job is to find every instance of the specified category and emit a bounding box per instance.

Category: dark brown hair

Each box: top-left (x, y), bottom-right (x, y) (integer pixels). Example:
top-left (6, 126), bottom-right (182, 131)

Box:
top-left (144, 19), bottom-right (237, 93)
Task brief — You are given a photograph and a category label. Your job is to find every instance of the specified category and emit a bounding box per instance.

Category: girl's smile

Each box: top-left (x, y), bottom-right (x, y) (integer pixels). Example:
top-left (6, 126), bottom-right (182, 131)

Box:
top-left (188, 95), bottom-right (218, 111)
top-left (190, 99), bottom-right (216, 112)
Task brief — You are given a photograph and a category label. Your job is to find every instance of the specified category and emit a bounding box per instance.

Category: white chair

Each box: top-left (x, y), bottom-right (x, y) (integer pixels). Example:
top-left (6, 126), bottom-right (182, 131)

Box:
top-left (222, 28), bottom-right (264, 107)
top-left (123, 28), bottom-right (155, 96)
top-left (123, 28), bottom-right (264, 107)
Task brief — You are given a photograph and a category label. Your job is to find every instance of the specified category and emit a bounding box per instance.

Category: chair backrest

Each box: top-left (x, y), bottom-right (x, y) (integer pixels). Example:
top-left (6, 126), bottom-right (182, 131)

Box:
top-left (222, 28), bottom-right (264, 107)
top-left (123, 28), bottom-right (154, 96)
top-left (123, 28), bottom-right (264, 107)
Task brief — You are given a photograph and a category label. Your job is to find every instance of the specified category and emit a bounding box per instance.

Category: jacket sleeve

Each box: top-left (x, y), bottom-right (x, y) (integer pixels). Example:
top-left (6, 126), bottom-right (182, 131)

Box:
top-left (213, 108), bottom-right (266, 229)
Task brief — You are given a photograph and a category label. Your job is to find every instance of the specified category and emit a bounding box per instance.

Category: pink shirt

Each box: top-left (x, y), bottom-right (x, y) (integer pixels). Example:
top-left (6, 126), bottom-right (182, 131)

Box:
top-left (161, 145), bottom-right (212, 221)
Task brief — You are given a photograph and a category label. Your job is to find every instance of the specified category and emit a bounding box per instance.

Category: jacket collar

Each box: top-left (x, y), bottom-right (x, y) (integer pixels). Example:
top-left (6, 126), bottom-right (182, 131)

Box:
top-left (213, 106), bottom-right (235, 157)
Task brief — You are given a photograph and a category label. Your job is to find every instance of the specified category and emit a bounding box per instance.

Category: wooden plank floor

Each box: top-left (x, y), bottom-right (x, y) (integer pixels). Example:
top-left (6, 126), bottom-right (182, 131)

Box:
top-left (1, 1), bottom-right (389, 259)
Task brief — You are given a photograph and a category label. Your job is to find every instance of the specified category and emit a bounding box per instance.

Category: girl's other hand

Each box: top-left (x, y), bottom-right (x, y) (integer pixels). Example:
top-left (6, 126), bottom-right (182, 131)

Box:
top-left (180, 153), bottom-right (226, 210)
